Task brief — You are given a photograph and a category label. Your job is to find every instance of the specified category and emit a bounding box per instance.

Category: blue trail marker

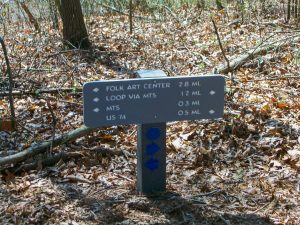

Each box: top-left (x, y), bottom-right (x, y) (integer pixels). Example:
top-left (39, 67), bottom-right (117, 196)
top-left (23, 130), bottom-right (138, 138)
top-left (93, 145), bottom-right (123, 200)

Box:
top-left (146, 143), bottom-right (161, 155)
top-left (145, 158), bottom-right (160, 171)
top-left (147, 127), bottom-right (161, 140)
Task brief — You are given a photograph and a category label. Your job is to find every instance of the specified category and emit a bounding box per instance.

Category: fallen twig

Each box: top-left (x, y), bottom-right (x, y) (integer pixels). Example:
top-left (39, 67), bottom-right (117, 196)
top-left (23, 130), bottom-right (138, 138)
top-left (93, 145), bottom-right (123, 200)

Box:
top-left (114, 173), bottom-right (134, 182)
top-left (46, 49), bottom-right (91, 58)
top-left (243, 75), bottom-right (300, 82)
top-left (212, 210), bottom-right (232, 225)
top-left (0, 87), bottom-right (82, 97)
top-left (0, 125), bottom-right (95, 167)
top-left (253, 198), bottom-right (278, 214)
top-left (190, 189), bottom-right (223, 198)
top-left (7, 152), bottom-right (83, 174)
top-left (64, 175), bottom-right (92, 184)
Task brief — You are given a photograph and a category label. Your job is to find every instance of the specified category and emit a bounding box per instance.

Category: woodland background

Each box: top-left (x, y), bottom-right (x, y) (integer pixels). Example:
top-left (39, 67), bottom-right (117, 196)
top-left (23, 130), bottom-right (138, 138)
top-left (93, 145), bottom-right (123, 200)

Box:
top-left (0, 0), bottom-right (300, 224)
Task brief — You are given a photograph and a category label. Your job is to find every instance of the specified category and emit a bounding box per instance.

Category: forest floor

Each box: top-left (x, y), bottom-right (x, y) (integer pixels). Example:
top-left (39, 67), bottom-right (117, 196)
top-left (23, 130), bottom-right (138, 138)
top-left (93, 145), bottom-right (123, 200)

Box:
top-left (0, 7), bottom-right (300, 225)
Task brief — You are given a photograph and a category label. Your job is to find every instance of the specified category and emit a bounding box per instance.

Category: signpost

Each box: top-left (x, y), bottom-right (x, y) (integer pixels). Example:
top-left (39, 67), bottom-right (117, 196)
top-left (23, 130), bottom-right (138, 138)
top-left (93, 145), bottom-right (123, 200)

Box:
top-left (136, 70), bottom-right (167, 194)
top-left (83, 70), bottom-right (225, 194)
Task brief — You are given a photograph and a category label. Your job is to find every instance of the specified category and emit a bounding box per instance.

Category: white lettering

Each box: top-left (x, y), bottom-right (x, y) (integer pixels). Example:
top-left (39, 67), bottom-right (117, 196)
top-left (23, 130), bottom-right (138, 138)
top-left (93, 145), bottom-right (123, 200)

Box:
top-left (181, 90), bottom-right (189, 97)
top-left (178, 100), bottom-right (189, 107)
top-left (191, 109), bottom-right (201, 115)
top-left (192, 81), bottom-right (201, 87)
top-left (106, 105), bottom-right (120, 111)
top-left (191, 100), bottom-right (200, 106)
top-left (106, 115), bottom-right (116, 121)
top-left (129, 94), bottom-right (140, 99)
top-left (192, 91), bottom-right (201, 96)
top-left (144, 82), bottom-right (171, 89)
top-left (106, 85), bottom-right (124, 92)
top-left (178, 110), bottom-right (189, 116)
top-left (106, 94), bottom-right (126, 101)
top-left (143, 93), bottom-right (157, 99)
top-left (127, 84), bottom-right (140, 90)
top-left (119, 114), bottom-right (126, 120)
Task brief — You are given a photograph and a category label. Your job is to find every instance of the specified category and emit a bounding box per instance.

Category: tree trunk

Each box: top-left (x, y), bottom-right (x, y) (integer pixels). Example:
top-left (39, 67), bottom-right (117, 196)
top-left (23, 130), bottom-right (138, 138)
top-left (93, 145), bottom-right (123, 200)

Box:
top-left (129, 0), bottom-right (133, 34)
top-left (60, 0), bottom-right (90, 49)
top-left (287, 0), bottom-right (291, 22)
top-left (15, 0), bottom-right (40, 32)
top-left (55, 0), bottom-right (62, 15)
top-left (49, 0), bottom-right (59, 29)
top-left (295, 0), bottom-right (298, 18)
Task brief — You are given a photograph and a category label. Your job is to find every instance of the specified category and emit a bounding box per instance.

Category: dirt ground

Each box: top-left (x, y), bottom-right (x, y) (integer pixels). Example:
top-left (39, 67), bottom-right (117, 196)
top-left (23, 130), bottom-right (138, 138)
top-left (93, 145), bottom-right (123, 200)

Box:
top-left (1, 6), bottom-right (300, 225)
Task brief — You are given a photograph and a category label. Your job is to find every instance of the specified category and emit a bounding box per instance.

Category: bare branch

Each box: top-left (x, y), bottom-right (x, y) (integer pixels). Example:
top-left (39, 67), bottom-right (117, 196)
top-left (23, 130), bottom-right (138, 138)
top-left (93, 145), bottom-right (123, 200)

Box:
top-left (211, 18), bottom-right (230, 73)
top-left (0, 125), bottom-right (94, 167)
top-left (0, 36), bottom-right (16, 130)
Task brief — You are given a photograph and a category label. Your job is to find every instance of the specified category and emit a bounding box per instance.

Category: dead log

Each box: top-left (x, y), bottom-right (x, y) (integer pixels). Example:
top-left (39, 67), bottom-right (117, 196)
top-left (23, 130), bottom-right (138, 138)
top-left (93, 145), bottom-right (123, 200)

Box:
top-left (5, 152), bottom-right (83, 174)
top-left (0, 125), bottom-right (94, 167)
top-left (216, 34), bottom-right (300, 74)
top-left (216, 45), bottom-right (270, 74)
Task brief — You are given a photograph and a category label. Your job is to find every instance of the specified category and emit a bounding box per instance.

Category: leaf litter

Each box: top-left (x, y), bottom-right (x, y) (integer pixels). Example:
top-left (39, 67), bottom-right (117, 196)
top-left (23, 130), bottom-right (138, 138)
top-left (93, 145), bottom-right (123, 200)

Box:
top-left (0, 4), bottom-right (300, 225)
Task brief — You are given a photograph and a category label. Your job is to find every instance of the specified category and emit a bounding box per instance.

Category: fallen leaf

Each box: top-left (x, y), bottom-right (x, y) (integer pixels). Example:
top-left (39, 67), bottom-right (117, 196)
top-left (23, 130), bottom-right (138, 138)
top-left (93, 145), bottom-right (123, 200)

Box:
top-left (180, 130), bottom-right (196, 140)
top-left (0, 120), bottom-right (14, 131)
top-left (171, 137), bottom-right (182, 151)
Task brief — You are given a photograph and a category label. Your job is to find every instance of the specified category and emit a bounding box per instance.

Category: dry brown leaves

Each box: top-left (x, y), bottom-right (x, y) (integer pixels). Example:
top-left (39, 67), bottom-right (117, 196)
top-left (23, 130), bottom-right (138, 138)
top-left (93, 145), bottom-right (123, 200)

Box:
top-left (0, 5), bottom-right (300, 225)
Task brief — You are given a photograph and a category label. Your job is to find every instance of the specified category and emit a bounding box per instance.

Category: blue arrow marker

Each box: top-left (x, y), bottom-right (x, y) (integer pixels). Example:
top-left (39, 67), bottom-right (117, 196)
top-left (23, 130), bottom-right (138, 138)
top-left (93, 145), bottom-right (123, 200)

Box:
top-left (145, 158), bottom-right (159, 171)
top-left (146, 142), bottom-right (161, 155)
top-left (146, 127), bottom-right (161, 140)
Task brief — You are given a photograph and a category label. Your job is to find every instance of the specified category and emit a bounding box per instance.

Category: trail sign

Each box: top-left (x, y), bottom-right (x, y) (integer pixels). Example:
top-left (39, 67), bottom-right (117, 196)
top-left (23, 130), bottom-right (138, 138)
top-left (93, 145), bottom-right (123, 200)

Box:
top-left (83, 74), bottom-right (225, 127)
top-left (83, 70), bottom-right (225, 194)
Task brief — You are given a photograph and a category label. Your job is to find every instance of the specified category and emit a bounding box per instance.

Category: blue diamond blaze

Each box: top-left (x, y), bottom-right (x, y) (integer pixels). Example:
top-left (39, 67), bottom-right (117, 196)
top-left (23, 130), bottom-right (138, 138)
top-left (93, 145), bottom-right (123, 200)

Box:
top-left (145, 158), bottom-right (159, 171)
top-left (146, 143), bottom-right (161, 155)
top-left (146, 127), bottom-right (161, 140)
